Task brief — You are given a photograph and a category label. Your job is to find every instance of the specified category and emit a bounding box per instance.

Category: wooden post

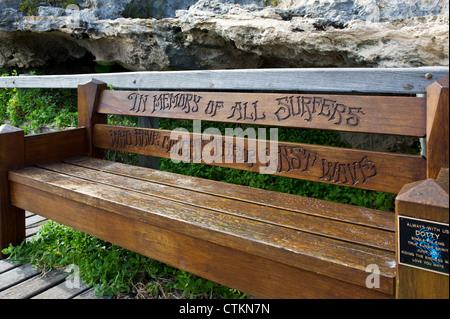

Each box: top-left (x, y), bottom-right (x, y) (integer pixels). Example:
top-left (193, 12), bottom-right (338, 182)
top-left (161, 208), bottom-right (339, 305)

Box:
top-left (426, 76), bottom-right (449, 179)
top-left (395, 76), bottom-right (449, 298)
top-left (78, 79), bottom-right (108, 158)
top-left (0, 125), bottom-right (25, 259)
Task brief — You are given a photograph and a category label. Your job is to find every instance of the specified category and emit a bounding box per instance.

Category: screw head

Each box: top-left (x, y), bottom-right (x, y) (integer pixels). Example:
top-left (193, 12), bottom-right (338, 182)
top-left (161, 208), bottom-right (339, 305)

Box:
top-left (425, 73), bottom-right (433, 80)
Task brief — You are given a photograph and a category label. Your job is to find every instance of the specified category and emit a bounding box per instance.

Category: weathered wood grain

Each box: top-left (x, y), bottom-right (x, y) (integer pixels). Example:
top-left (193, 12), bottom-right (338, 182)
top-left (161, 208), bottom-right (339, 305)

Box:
top-left (98, 90), bottom-right (426, 136)
top-left (0, 269), bottom-right (67, 299)
top-left (9, 178), bottom-right (394, 298)
top-left (38, 161), bottom-right (395, 251)
top-left (395, 170), bottom-right (449, 299)
top-left (93, 124), bottom-right (426, 193)
top-left (0, 259), bottom-right (21, 275)
top-left (0, 125), bottom-right (25, 259)
top-left (0, 67), bottom-right (447, 94)
top-left (31, 280), bottom-right (90, 299)
top-left (78, 80), bottom-right (107, 158)
top-left (66, 156), bottom-right (395, 231)
top-left (9, 165), bottom-right (396, 295)
top-left (24, 128), bottom-right (87, 166)
top-left (0, 263), bottom-right (40, 292)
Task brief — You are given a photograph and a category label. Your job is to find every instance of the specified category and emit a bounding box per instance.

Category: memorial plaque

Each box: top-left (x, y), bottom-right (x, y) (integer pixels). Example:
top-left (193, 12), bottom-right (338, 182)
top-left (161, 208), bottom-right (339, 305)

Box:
top-left (398, 216), bottom-right (449, 275)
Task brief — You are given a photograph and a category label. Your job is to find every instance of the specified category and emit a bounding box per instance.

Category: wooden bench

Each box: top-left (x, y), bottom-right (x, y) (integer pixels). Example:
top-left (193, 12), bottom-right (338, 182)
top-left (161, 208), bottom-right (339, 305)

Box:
top-left (1, 69), bottom-right (448, 299)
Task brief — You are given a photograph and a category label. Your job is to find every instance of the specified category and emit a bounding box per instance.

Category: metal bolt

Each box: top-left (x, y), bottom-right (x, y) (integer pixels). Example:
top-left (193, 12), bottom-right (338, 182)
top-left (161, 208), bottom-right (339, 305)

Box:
top-left (425, 73), bottom-right (433, 80)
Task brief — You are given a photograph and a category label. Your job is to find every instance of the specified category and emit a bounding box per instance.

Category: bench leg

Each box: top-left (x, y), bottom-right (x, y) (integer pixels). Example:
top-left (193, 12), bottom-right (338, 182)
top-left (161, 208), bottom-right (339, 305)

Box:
top-left (0, 125), bottom-right (25, 259)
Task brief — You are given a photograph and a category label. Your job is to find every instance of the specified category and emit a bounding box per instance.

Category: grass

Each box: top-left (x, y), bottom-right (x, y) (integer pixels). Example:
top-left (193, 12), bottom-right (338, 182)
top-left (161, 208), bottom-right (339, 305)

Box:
top-left (1, 70), bottom-right (403, 298)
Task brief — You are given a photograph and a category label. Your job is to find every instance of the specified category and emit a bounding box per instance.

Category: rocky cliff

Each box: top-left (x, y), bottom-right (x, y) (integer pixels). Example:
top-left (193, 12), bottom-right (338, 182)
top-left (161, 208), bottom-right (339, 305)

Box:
top-left (0, 0), bottom-right (448, 71)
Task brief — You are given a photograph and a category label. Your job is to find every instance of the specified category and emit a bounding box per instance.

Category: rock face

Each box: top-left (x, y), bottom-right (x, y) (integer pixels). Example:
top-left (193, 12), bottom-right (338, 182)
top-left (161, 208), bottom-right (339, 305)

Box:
top-left (0, 0), bottom-right (448, 71)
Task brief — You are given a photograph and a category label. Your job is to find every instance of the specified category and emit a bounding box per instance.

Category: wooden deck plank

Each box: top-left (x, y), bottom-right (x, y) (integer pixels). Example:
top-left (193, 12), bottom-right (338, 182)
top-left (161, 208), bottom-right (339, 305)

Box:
top-left (31, 280), bottom-right (90, 299)
top-left (0, 212), bottom-right (104, 299)
top-left (9, 164), bottom-right (396, 295)
top-left (0, 268), bottom-right (67, 299)
top-left (0, 263), bottom-right (40, 292)
top-left (93, 124), bottom-right (426, 193)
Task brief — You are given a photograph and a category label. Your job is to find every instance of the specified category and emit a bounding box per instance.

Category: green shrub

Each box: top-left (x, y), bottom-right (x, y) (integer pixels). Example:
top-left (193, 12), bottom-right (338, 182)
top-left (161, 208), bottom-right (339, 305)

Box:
top-left (2, 221), bottom-right (247, 298)
top-left (158, 118), bottom-right (395, 211)
top-left (0, 80), bottom-right (78, 134)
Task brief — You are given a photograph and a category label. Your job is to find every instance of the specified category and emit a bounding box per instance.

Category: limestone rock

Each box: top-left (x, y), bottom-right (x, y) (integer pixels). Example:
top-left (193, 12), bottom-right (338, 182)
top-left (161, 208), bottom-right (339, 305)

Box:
top-left (0, 0), bottom-right (448, 71)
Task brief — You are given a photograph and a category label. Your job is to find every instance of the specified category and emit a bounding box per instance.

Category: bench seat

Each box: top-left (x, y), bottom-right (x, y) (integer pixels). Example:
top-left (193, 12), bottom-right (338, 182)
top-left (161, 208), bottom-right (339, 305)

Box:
top-left (8, 156), bottom-right (396, 298)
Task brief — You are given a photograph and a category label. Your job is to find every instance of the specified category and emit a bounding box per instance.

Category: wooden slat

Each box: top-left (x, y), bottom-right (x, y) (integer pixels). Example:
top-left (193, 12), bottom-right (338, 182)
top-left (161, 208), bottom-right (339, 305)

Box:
top-left (98, 90), bottom-right (426, 136)
top-left (9, 167), bottom-right (395, 294)
top-left (66, 156), bottom-right (396, 231)
top-left (0, 260), bottom-right (21, 275)
top-left (0, 67), bottom-right (447, 94)
top-left (93, 124), bottom-right (426, 193)
top-left (9, 180), bottom-right (394, 298)
top-left (38, 161), bottom-right (395, 251)
top-left (24, 128), bottom-right (87, 166)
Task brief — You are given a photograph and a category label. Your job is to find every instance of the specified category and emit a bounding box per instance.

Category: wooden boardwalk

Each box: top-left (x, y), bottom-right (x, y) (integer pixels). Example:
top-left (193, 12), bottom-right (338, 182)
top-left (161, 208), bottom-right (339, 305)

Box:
top-left (0, 212), bottom-right (105, 299)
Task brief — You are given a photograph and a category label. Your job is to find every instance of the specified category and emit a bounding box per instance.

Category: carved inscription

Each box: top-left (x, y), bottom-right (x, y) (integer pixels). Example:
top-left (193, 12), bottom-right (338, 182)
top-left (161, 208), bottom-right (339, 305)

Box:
top-left (128, 93), bottom-right (149, 113)
top-left (320, 156), bottom-right (378, 185)
top-left (125, 92), bottom-right (366, 128)
top-left (152, 93), bottom-right (202, 114)
top-left (227, 101), bottom-right (266, 122)
top-left (277, 146), bottom-right (318, 173)
top-left (274, 96), bottom-right (365, 126)
top-left (107, 128), bottom-right (379, 186)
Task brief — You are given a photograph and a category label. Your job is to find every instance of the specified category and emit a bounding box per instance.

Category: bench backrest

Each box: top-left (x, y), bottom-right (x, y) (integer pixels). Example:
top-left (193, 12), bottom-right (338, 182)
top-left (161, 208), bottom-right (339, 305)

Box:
top-left (77, 73), bottom-right (449, 196)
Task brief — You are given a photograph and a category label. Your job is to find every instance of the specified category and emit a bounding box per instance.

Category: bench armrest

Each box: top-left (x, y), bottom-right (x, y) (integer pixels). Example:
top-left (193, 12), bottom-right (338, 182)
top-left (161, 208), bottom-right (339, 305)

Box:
top-left (24, 127), bottom-right (88, 166)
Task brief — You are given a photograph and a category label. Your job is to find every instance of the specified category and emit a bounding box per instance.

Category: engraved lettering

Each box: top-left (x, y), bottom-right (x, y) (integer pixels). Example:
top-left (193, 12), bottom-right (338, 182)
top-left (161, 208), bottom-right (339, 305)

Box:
top-left (274, 95), bottom-right (365, 127)
top-left (128, 93), bottom-right (149, 113)
top-left (358, 156), bottom-right (377, 183)
top-left (108, 130), bottom-right (133, 148)
top-left (320, 156), bottom-right (377, 185)
top-left (347, 107), bottom-right (365, 126)
top-left (152, 93), bottom-right (202, 114)
top-left (300, 96), bottom-right (313, 122)
top-left (318, 99), bottom-right (335, 118)
top-left (205, 100), bottom-right (224, 117)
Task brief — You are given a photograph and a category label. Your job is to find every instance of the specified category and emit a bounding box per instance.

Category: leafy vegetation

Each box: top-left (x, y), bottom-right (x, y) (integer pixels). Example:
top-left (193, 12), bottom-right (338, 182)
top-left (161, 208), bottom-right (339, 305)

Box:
top-left (1, 70), bottom-right (400, 298)
top-left (19, 0), bottom-right (78, 16)
top-left (2, 221), bottom-right (245, 298)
